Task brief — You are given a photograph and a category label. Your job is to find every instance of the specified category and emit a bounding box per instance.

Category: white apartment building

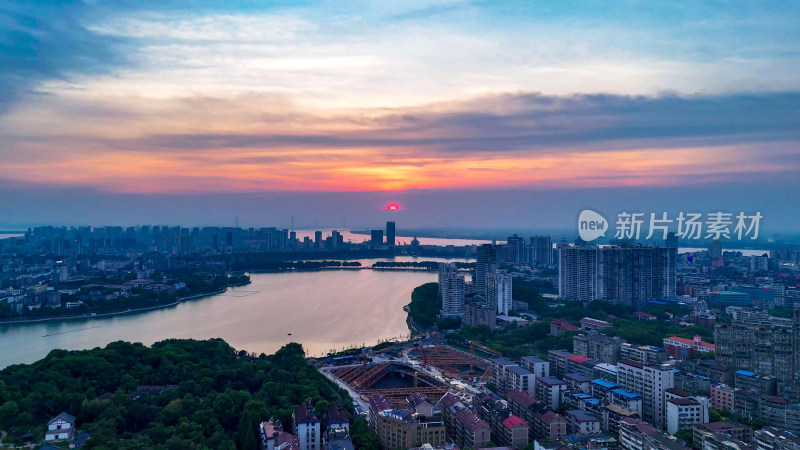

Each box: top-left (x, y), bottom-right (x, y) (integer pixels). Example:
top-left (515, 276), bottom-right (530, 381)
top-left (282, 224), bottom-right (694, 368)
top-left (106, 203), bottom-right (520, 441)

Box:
top-left (488, 270), bottom-right (513, 315)
top-left (439, 263), bottom-right (465, 318)
top-left (617, 360), bottom-right (675, 429)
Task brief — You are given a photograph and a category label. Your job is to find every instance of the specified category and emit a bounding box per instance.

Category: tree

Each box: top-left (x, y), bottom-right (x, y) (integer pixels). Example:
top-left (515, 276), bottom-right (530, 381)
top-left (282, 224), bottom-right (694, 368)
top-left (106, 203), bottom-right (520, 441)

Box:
top-left (674, 429), bottom-right (693, 446)
top-left (237, 403), bottom-right (259, 450)
top-left (349, 417), bottom-right (380, 450)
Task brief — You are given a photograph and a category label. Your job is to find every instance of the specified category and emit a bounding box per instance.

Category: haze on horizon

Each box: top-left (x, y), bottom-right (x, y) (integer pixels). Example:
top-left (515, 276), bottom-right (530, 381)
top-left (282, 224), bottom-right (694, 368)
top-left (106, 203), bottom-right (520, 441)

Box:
top-left (1, 1), bottom-right (799, 231)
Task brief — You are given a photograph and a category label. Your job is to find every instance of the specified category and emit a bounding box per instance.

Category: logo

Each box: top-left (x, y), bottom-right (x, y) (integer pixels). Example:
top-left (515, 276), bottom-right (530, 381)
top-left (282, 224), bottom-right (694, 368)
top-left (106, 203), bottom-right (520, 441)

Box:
top-left (578, 209), bottom-right (608, 242)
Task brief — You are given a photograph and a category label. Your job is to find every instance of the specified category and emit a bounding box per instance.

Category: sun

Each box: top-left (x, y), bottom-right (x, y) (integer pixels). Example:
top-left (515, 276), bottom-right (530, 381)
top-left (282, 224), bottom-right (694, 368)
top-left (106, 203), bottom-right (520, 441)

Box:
top-left (386, 203), bottom-right (400, 211)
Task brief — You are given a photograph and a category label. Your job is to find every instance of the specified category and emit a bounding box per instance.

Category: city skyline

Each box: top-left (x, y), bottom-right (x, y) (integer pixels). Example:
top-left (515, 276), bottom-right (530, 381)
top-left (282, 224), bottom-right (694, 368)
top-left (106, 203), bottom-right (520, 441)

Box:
top-left (2, 1), bottom-right (800, 229)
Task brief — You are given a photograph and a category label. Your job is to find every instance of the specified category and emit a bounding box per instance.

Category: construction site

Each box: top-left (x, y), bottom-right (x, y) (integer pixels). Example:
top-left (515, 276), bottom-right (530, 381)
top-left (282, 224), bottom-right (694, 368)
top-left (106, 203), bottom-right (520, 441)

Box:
top-left (330, 362), bottom-right (449, 406)
top-left (407, 344), bottom-right (491, 381)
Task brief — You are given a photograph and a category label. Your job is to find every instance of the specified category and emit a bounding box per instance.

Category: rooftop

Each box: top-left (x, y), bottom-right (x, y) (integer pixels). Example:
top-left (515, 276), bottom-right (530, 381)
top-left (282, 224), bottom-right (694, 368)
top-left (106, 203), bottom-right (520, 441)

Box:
top-left (668, 398), bottom-right (700, 406)
top-left (665, 388), bottom-right (692, 398)
top-left (326, 404), bottom-right (349, 424)
top-left (618, 359), bottom-right (645, 369)
top-left (521, 356), bottom-right (547, 364)
top-left (698, 422), bottom-right (751, 432)
top-left (567, 355), bottom-right (592, 364)
top-left (507, 365), bottom-right (534, 376)
top-left (537, 411), bottom-right (567, 424)
top-left (611, 388), bottom-right (641, 399)
top-left (294, 404), bottom-right (320, 423)
top-left (592, 379), bottom-right (618, 389)
top-left (566, 410), bottom-right (600, 422)
top-left (538, 376), bottom-right (567, 386)
top-left (664, 336), bottom-right (715, 351)
top-left (47, 412), bottom-right (76, 425)
top-left (565, 373), bottom-right (592, 383)
top-left (454, 408), bottom-right (489, 433)
top-left (507, 388), bottom-right (539, 408)
top-left (502, 415), bottom-right (529, 429)
top-left (439, 392), bottom-right (462, 409)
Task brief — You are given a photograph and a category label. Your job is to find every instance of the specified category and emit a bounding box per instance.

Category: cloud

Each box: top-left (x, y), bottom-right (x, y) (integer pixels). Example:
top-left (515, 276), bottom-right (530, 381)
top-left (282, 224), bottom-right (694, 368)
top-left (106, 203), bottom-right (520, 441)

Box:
top-left (0, 1), bottom-right (130, 113)
top-left (123, 91), bottom-right (800, 154)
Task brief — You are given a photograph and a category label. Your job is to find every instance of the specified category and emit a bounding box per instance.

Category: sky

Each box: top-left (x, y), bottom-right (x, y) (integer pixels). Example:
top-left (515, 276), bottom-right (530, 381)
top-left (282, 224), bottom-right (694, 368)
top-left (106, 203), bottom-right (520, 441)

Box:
top-left (1, 1), bottom-right (799, 232)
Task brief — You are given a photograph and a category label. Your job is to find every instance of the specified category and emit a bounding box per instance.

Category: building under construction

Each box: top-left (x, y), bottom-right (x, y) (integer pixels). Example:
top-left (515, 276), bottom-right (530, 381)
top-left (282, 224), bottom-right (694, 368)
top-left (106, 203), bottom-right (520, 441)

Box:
top-left (331, 362), bottom-right (448, 406)
top-left (408, 345), bottom-right (491, 380)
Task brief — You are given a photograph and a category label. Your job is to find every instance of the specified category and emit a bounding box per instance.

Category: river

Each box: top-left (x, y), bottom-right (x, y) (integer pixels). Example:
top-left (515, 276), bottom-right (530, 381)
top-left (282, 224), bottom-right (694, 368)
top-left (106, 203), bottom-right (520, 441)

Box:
top-left (0, 256), bottom-right (472, 368)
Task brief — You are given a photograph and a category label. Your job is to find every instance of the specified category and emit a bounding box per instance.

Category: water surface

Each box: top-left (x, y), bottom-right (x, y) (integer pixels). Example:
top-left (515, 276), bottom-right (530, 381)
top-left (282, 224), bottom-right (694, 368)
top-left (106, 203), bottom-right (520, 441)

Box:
top-left (0, 257), bottom-right (472, 367)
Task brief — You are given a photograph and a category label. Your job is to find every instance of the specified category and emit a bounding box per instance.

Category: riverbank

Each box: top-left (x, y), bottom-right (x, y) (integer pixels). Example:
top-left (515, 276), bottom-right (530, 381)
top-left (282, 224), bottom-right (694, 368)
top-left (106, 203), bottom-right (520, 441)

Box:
top-left (0, 282), bottom-right (250, 325)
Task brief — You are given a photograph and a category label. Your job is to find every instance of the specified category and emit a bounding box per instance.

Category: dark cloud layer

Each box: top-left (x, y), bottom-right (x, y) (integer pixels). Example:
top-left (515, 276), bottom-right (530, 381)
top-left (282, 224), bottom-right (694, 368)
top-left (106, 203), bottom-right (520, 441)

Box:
top-left (134, 92), bottom-right (800, 154)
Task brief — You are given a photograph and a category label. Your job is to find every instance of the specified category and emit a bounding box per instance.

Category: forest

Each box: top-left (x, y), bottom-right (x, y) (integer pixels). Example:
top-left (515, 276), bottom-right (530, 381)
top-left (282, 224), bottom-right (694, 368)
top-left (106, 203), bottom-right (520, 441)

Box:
top-left (0, 339), bottom-right (379, 449)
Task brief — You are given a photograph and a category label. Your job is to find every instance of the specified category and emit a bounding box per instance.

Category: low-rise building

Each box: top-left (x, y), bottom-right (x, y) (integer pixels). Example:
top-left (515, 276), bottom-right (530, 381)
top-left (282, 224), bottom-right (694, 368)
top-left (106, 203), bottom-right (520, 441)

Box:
top-left (324, 405), bottom-right (349, 432)
top-left (548, 350), bottom-right (575, 378)
top-left (464, 302), bottom-right (497, 328)
top-left (591, 379), bottom-right (619, 401)
top-left (565, 410), bottom-right (601, 435)
top-left (619, 344), bottom-right (668, 366)
top-left (710, 384), bottom-right (735, 411)
top-left (507, 366), bottom-right (537, 395)
top-left (619, 418), bottom-right (687, 450)
top-left (580, 317), bottom-right (613, 331)
top-left (294, 403), bottom-right (321, 450)
top-left (663, 335), bottom-right (715, 359)
top-left (755, 427), bottom-right (800, 450)
top-left (521, 356), bottom-right (550, 378)
top-left (551, 319), bottom-right (580, 336)
top-left (734, 371), bottom-right (776, 395)
top-left (535, 377), bottom-right (568, 410)
top-left (493, 357), bottom-right (521, 395)
top-left (573, 333), bottom-right (623, 363)
top-left (507, 388), bottom-right (544, 426)
top-left (564, 373), bottom-right (592, 394)
top-left (370, 394), bottom-right (446, 449)
top-left (502, 416), bottom-right (530, 449)
top-left (603, 404), bottom-right (640, 436)
top-left (44, 412), bottom-right (75, 442)
top-left (439, 393), bottom-right (491, 449)
top-left (693, 422), bottom-right (753, 450)
top-left (261, 419), bottom-right (301, 450)
top-left (666, 398), bottom-right (707, 435)
top-left (532, 411), bottom-right (567, 441)
top-left (610, 389), bottom-right (642, 412)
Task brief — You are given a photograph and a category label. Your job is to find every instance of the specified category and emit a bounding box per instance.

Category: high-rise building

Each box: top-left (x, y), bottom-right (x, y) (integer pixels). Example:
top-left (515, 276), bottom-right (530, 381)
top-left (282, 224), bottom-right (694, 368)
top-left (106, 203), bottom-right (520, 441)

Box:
top-left (476, 244), bottom-right (497, 300)
top-left (530, 235), bottom-right (553, 267)
top-left (314, 230), bottom-right (322, 248)
top-left (464, 302), bottom-right (497, 328)
top-left (558, 245), bottom-right (599, 304)
top-left (370, 229), bottom-right (384, 247)
top-left (386, 221), bottom-right (396, 247)
top-left (505, 234), bottom-right (528, 264)
top-left (558, 244), bottom-right (676, 308)
top-left (714, 309), bottom-right (800, 380)
top-left (488, 270), bottom-right (513, 315)
top-left (599, 245), bottom-right (677, 310)
top-left (331, 230), bottom-right (343, 248)
top-left (710, 239), bottom-right (722, 259)
top-left (439, 263), bottom-right (465, 318)
top-left (617, 360), bottom-right (675, 429)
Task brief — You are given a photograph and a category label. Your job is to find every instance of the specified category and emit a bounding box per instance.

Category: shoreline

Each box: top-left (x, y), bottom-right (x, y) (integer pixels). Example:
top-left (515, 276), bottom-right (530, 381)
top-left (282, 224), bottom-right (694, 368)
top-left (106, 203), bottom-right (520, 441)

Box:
top-left (0, 282), bottom-right (250, 326)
